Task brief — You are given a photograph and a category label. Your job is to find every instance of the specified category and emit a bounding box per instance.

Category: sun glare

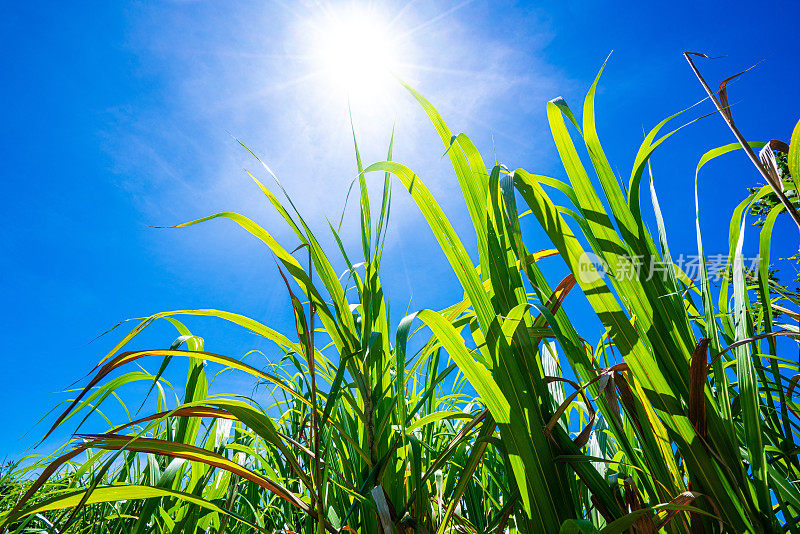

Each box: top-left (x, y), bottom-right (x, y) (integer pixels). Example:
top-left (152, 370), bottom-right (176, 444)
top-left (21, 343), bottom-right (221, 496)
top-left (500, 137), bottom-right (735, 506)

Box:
top-left (311, 8), bottom-right (400, 101)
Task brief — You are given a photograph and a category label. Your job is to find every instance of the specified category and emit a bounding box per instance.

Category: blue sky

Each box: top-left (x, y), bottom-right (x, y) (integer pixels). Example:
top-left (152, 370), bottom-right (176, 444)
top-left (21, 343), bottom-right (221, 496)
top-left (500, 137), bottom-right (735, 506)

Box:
top-left (2, 0), bottom-right (799, 460)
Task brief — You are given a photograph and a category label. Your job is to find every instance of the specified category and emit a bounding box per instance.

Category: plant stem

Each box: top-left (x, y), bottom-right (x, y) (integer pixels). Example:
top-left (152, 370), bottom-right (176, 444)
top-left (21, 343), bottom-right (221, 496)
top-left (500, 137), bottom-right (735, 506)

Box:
top-left (684, 51), bottom-right (800, 231)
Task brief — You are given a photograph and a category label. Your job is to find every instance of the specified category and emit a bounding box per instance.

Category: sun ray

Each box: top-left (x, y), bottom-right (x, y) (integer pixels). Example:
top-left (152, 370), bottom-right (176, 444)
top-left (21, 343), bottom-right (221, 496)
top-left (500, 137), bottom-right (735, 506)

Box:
top-left (396, 0), bottom-right (475, 41)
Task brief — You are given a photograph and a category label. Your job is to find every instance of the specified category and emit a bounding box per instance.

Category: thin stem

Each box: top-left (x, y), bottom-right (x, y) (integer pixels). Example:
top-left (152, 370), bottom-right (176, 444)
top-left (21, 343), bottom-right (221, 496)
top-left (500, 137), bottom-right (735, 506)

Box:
top-left (306, 249), bottom-right (325, 534)
top-left (683, 52), bottom-right (800, 231)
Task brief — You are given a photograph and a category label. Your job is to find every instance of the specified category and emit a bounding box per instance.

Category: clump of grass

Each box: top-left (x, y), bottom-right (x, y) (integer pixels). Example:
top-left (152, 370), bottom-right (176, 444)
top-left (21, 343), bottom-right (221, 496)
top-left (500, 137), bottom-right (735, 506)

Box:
top-left (2, 58), bottom-right (800, 534)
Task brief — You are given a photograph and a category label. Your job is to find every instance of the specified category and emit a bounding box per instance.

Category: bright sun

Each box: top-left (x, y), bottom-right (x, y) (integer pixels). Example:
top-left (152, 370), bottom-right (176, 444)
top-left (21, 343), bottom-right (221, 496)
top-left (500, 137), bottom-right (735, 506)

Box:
top-left (311, 7), bottom-right (401, 101)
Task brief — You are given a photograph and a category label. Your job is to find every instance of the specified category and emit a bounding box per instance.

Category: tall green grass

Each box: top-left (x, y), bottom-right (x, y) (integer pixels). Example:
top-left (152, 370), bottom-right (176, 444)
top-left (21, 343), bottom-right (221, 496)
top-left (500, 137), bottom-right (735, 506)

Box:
top-left (2, 61), bottom-right (800, 533)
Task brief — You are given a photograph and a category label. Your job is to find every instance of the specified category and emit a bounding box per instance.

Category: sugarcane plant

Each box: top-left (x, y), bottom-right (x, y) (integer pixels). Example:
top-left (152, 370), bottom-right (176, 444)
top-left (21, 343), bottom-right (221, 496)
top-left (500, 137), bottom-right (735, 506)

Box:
top-left (2, 57), bottom-right (800, 533)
